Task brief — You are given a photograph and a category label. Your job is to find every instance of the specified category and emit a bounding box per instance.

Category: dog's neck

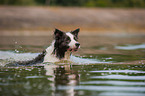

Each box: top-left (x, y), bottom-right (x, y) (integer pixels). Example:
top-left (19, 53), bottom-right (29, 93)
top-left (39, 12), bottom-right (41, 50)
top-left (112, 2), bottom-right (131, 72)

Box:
top-left (64, 51), bottom-right (71, 60)
top-left (52, 41), bottom-right (71, 60)
top-left (44, 41), bottom-right (71, 63)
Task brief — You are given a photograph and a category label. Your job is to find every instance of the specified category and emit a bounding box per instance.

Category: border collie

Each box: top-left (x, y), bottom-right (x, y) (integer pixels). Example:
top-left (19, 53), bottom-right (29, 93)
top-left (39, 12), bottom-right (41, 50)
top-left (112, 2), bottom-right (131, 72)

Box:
top-left (17, 28), bottom-right (80, 65)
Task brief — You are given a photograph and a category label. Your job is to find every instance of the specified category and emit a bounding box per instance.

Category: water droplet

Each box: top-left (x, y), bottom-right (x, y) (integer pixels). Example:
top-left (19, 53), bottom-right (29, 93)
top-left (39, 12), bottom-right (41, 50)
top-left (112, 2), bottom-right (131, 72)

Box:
top-left (15, 49), bottom-right (19, 53)
top-left (104, 67), bottom-right (107, 70)
top-left (108, 68), bottom-right (111, 70)
top-left (90, 55), bottom-right (93, 57)
top-left (101, 73), bottom-right (105, 75)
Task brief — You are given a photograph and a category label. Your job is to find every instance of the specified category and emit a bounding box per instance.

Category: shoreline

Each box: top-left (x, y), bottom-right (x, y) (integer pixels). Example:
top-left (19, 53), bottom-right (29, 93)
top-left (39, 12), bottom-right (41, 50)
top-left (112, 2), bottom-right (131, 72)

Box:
top-left (0, 6), bottom-right (145, 36)
top-left (1, 30), bottom-right (145, 36)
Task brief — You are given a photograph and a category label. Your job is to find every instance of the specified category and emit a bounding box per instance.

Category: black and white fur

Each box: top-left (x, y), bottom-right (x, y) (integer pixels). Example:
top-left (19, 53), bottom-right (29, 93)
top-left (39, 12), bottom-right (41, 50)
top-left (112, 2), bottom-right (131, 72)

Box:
top-left (16, 28), bottom-right (80, 65)
top-left (44, 28), bottom-right (80, 62)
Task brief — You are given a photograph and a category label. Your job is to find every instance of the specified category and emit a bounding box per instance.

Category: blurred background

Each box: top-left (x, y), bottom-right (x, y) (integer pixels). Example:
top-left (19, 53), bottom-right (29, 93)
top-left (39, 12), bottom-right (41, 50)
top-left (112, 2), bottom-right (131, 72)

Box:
top-left (1, 1), bottom-right (145, 96)
top-left (0, 0), bottom-right (145, 36)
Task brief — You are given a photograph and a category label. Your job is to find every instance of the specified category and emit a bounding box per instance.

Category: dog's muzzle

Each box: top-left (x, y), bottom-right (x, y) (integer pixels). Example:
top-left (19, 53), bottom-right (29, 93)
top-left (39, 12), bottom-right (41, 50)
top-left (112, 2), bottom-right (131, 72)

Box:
top-left (75, 43), bottom-right (80, 48)
top-left (68, 43), bottom-right (80, 52)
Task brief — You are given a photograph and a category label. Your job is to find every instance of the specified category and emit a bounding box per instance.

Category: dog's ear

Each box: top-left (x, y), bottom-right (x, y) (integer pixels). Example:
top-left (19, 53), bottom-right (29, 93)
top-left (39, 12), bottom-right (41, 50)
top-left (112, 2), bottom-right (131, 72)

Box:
top-left (54, 28), bottom-right (64, 40)
top-left (71, 28), bottom-right (80, 38)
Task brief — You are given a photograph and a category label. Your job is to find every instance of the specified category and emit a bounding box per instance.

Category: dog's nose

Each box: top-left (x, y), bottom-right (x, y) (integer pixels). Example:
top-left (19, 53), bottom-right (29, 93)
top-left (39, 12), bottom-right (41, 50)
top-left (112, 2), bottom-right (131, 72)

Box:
top-left (75, 43), bottom-right (80, 48)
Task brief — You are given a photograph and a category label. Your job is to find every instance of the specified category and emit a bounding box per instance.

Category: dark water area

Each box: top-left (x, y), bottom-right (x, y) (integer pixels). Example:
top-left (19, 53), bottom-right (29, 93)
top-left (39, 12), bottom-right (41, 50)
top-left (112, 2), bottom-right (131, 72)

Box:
top-left (0, 35), bottom-right (145, 96)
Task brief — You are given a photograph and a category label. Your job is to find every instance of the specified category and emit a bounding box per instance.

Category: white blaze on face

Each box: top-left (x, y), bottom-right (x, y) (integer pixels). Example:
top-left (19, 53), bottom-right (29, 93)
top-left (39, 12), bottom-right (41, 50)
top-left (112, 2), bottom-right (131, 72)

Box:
top-left (66, 32), bottom-right (78, 49)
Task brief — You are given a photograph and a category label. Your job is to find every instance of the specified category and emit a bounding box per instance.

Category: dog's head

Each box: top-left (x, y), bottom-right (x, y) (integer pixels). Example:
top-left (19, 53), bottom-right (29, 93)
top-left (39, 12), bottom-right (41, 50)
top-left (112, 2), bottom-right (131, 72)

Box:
top-left (54, 28), bottom-right (80, 53)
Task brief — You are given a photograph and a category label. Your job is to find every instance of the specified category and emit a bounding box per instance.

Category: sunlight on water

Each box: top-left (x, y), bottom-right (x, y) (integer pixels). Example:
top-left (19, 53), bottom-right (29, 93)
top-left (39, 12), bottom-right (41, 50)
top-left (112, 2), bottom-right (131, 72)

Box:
top-left (90, 70), bottom-right (145, 73)
top-left (58, 85), bottom-right (145, 92)
top-left (99, 92), bottom-right (145, 96)
top-left (91, 75), bottom-right (145, 80)
top-left (115, 43), bottom-right (145, 50)
top-left (80, 81), bottom-right (145, 85)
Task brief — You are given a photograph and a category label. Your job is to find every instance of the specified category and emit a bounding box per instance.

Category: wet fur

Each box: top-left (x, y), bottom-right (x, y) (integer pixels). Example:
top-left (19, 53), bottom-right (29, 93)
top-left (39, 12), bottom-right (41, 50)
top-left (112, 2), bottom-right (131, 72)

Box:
top-left (12, 28), bottom-right (80, 66)
top-left (12, 50), bottom-right (46, 66)
top-left (53, 31), bottom-right (71, 59)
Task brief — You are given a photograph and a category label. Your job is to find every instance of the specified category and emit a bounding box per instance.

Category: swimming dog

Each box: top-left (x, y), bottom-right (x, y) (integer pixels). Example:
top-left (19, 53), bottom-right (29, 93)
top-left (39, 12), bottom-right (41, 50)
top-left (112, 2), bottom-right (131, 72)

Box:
top-left (17, 28), bottom-right (80, 65)
top-left (44, 28), bottom-right (80, 63)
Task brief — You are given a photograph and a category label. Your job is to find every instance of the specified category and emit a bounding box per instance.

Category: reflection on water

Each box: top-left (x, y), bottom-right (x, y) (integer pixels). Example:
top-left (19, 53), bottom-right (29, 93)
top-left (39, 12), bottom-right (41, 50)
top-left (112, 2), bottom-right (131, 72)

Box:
top-left (0, 35), bottom-right (145, 96)
top-left (0, 64), bottom-right (145, 96)
top-left (0, 64), bottom-right (80, 96)
top-left (45, 64), bottom-right (79, 96)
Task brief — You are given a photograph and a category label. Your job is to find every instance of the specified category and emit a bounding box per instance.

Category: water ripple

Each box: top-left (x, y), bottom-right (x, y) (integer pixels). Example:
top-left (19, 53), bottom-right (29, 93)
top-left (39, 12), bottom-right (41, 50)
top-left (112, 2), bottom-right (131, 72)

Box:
top-left (90, 75), bottom-right (145, 80)
top-left (90, 70), bottom-right (145, 73)
top-left (80, 81), bottom-right (145, 85)
top-left (58, 85), bottom-right (145, 92)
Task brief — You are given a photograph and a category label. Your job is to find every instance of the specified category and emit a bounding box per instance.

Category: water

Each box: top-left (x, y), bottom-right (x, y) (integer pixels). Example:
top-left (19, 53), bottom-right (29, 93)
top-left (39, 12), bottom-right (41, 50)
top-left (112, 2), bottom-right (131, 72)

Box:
top-left (0, 35), bottom-right (145, 96)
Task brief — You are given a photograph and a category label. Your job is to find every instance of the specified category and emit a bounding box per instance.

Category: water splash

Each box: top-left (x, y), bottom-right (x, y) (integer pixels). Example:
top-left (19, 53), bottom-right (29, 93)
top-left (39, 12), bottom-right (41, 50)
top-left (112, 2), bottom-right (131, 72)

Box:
top-left (0, 51), bottom-right (39, 66)
top-left (70, 55), bottom-right (111, 64)
top-left (0, 51), bottom-right (111, 66)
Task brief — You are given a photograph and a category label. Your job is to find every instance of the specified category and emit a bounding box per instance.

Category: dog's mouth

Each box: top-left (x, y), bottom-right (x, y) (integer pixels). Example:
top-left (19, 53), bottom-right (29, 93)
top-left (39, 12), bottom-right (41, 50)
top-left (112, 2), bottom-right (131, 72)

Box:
top-left (67, 48), bottom-right (79, 52)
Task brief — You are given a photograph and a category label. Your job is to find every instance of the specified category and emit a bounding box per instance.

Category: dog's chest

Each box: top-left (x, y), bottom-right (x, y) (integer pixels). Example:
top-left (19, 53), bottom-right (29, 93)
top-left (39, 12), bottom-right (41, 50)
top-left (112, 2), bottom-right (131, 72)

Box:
top-left (43, 46), bottom-right (59, 63)
top-left (43, 46), bottom-right (71, 63)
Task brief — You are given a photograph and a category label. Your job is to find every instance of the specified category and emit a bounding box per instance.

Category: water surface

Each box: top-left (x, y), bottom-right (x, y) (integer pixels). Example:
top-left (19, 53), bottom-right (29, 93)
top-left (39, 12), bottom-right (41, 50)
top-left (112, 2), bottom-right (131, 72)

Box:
top-left (0, 35), bottom-right (145, 96)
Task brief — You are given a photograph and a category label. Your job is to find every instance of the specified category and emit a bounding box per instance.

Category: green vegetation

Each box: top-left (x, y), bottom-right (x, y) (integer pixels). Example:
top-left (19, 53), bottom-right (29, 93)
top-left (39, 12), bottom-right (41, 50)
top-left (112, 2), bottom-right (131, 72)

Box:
top-left (0, 0), bottom-right (145, 8)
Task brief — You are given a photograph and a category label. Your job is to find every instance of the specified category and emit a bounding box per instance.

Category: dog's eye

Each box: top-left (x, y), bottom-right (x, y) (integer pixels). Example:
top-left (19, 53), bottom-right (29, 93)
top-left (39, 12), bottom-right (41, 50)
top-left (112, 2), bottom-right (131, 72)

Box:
top-left (74, 37), bottom-right (78, 41)
top-left (66, 37), bottom-right (70, 43)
